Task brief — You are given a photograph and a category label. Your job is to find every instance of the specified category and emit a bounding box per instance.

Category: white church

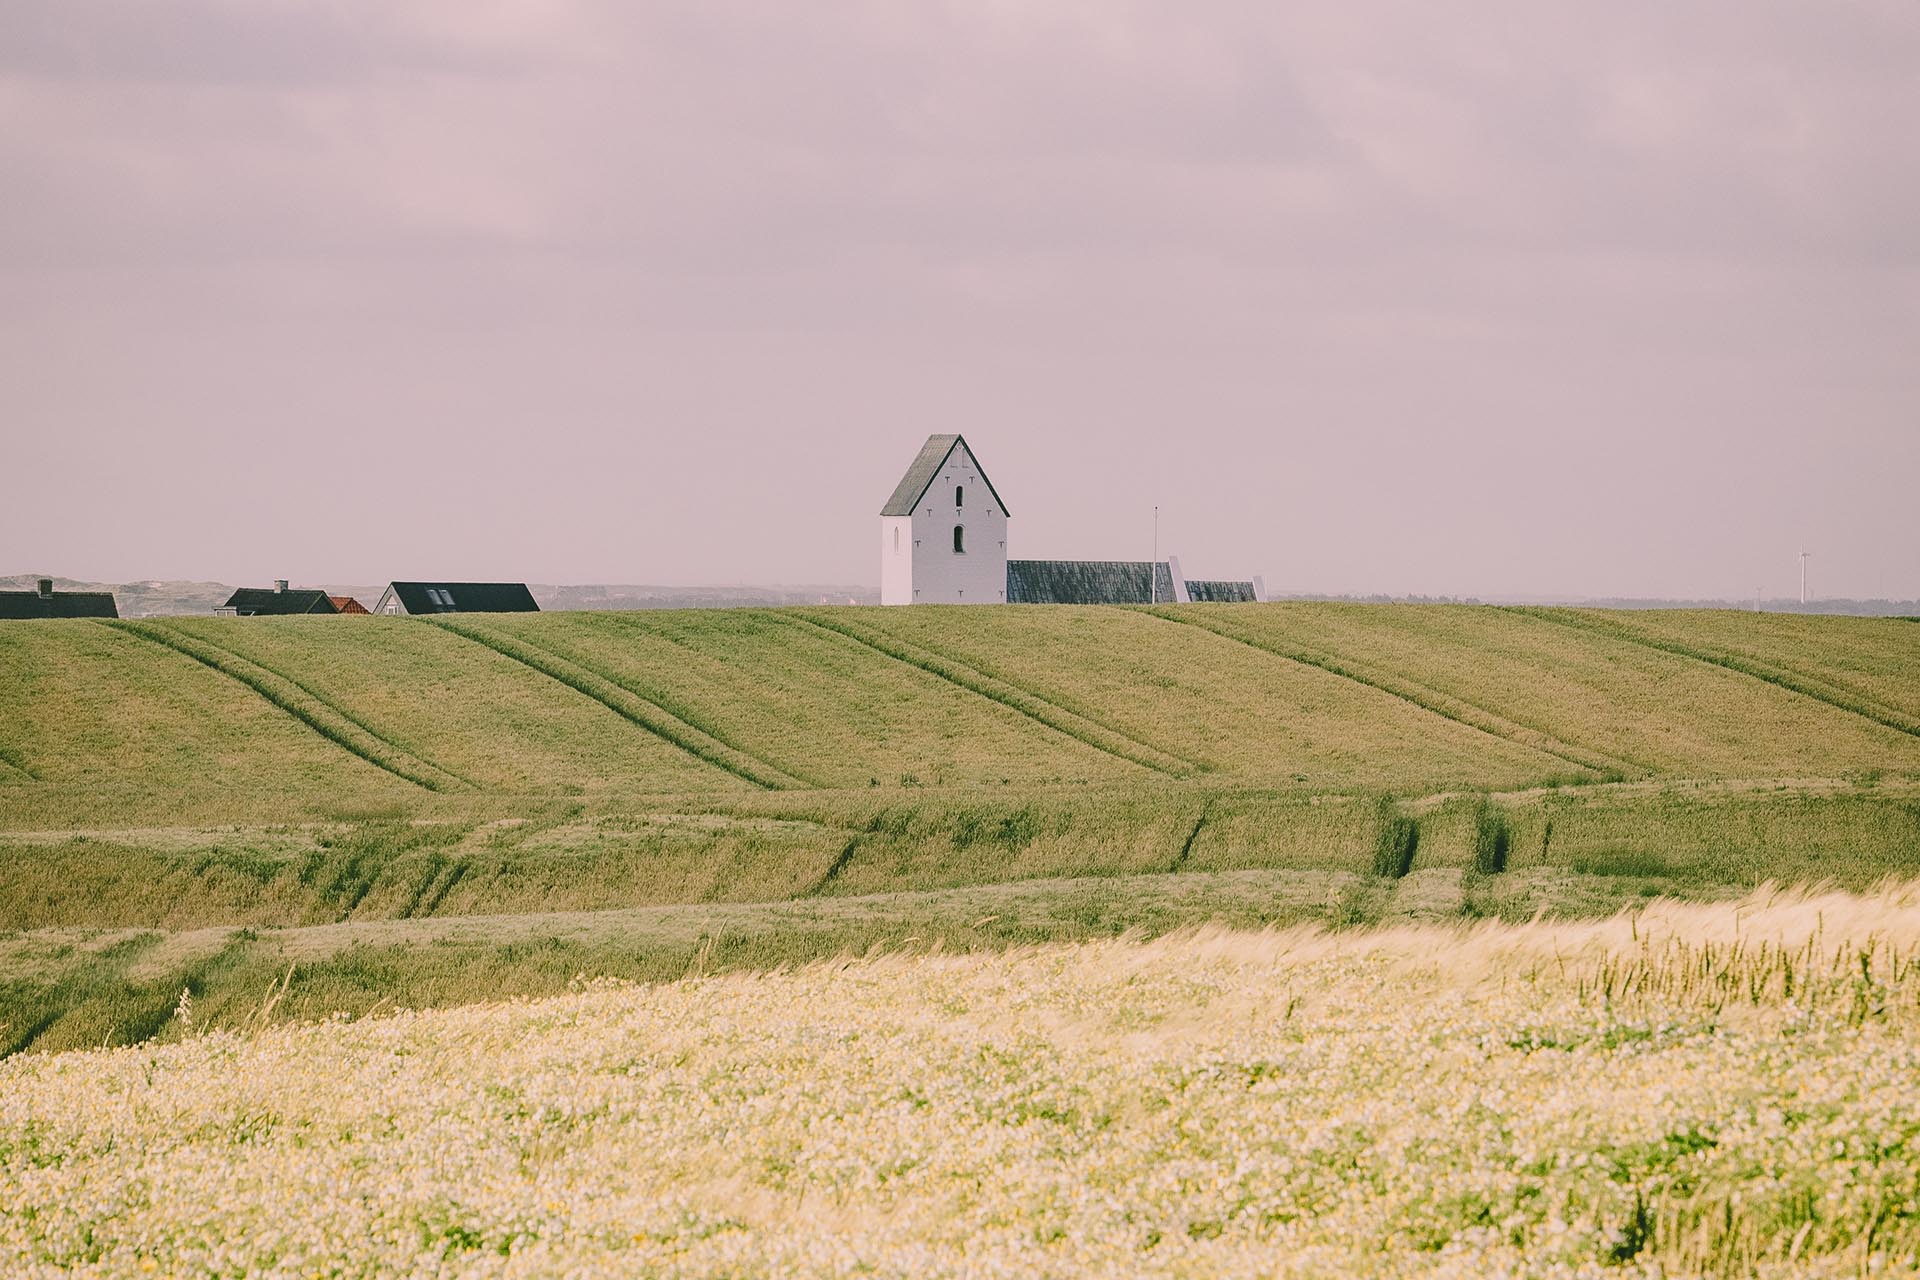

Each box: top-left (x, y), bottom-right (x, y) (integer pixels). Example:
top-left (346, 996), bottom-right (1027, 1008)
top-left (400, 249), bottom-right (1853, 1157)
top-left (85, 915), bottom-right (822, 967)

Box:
top-left (880, 434), bottom-right (1264, 606)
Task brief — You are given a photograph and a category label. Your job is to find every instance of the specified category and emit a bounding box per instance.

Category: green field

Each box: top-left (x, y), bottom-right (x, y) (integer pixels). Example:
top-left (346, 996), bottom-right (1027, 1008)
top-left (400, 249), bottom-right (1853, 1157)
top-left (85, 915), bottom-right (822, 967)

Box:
top-left (1, 604), bottom-right (1916, 1054)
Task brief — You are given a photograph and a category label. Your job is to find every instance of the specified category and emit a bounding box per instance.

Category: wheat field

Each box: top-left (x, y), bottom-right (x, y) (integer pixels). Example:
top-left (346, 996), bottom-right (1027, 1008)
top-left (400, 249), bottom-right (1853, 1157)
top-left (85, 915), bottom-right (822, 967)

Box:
top-left (3, 606), bottom-right (1918, 826)
top-left (2, 605), bottom-right (1919, 1054)
top-left (5, 886), bottom-right (1919, 1277)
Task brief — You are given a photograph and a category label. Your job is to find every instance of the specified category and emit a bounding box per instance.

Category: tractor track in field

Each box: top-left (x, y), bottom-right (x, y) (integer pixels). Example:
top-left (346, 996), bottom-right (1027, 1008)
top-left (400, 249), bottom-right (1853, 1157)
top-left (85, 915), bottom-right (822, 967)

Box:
top-left (489, 617), bottom-right (828, 789)
top-left (102, 621), bottom-right (463, 794)
top-left (158, 626), bottom-right (485, 790)
top-left (428, 619), bottom-right (806, 791)
top-left (1137, 607), bottom-right (1647, 782)
top-left (771, 611), bottom-right (1198, 777)
top-left (1165, 804), bottom-right (1211, 874)
top-left (0, 745), bottom-right (36, 782)
top-left (1505, 608), bottom-right (1920, 742)
top-left (801, 834), bottom-right (866, 897)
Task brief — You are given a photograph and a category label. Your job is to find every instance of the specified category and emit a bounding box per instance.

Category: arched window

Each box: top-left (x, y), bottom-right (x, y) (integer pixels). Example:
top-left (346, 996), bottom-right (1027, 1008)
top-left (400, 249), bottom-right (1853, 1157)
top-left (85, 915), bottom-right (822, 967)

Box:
top-left (953, 525), bottom-right (965, 554)
top-left (955, 485), bottom-right (964, 508)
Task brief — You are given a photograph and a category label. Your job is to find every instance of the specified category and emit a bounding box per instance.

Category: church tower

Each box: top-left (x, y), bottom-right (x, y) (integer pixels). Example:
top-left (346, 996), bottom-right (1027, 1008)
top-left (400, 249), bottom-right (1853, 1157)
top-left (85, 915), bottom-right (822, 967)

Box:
top-left (880, 435), bottom-right (1010, 605)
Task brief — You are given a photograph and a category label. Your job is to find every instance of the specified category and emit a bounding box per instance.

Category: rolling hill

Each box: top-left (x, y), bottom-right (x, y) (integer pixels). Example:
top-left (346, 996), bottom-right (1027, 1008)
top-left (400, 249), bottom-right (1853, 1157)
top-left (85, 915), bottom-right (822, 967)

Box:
top-left (1, 603), bottom-right (1916, 1053)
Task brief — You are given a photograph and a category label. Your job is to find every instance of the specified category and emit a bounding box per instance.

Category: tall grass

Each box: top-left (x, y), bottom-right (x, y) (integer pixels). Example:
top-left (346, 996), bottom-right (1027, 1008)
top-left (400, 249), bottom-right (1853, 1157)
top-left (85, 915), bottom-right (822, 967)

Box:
top-left (8, 887), bottom-right (1920, 1276)
top-left (1370, 796), bottom-right (1419, 878)
top-left (1470, 798), bottom-right (1510, 874)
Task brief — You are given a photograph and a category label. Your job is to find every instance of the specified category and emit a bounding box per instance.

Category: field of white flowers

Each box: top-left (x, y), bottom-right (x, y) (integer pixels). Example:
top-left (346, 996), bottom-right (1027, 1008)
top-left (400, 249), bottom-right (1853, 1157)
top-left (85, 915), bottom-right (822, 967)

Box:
top-left (4, 886), bottom-right (1919, 1278)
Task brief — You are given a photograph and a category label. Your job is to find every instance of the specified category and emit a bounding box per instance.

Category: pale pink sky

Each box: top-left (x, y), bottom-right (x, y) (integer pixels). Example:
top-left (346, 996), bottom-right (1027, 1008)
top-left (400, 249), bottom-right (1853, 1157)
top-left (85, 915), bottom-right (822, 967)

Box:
top-left (2, 1), bottom-right (1916, 599)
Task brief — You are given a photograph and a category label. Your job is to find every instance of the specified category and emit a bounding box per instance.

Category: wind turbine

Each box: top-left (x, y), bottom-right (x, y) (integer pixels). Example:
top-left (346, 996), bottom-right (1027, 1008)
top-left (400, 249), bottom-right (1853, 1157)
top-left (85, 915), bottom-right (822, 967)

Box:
top-left (1799, 547), bottom-right (1812, 607)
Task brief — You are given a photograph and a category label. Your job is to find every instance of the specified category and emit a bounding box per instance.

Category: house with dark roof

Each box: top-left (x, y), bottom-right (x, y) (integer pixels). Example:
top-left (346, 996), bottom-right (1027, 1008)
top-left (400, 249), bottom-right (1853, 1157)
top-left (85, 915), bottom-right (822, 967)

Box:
top-left (221, 581), bottom-right (338, 616)
top-left (880, 435), bottom-right (1264, 606)
top-left (372, 582), bottom-right (540, 615)
top-left (0, 578), bottom-right (118, 619)
top-left (1006, 560), bottom-right (1178, 605)
top-left (1183, 578), bottom-right (1261, 604)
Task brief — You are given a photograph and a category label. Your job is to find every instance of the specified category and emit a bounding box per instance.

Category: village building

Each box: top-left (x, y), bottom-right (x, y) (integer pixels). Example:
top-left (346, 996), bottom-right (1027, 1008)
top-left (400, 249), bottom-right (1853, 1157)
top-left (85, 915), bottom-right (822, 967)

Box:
top-left (0, 578), bottom-right (118, 619)
top-left (881, 436), bottom-right (1264, 606)
top-left (1006, 560), bottom-right (1179, 605)
top-left (220, 581), bottom-right (337, 616)
top-left (329, 595), bottom-right (371, 615)
top-left (880, 434), bottom-right (1011, 605)
top-left (373, 582), bottom-right (540, 615)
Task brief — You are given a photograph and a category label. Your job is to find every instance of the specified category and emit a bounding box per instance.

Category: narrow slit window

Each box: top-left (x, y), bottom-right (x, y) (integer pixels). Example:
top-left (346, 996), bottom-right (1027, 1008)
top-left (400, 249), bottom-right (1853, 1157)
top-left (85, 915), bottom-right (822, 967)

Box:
top-left (893, 528), bottom-right (900, 553)
top-left (956, 485), bottom-right (964, 508)
top-left (953, 525), bottom-right (965, 553)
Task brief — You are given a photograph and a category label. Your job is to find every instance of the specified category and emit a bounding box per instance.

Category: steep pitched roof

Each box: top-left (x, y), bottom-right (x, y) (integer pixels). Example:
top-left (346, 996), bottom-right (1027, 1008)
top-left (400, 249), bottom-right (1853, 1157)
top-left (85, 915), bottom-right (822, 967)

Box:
top-left (881, 434), bottom-right (1010, 517)
top-left (0, 590), bottom-right (119, 619)
top-left (223, 587), bottom-right (337, 616)
top-left (1006, 561), bottom-right (1176, 605)
top-left (329, 595), bottom-right (370, 615)
top-left (384, 582), bottom-right (540, 613)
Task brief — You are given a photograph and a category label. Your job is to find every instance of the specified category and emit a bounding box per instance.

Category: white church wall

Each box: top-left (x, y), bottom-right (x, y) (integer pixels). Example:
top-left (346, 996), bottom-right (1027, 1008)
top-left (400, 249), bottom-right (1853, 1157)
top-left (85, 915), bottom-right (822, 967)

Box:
top-left (881, 436), bottom-right (1009, 605)
top-left (905, 443), bottom-right (1007, 603)
top-left (880, 516), bottom-right (915, 606)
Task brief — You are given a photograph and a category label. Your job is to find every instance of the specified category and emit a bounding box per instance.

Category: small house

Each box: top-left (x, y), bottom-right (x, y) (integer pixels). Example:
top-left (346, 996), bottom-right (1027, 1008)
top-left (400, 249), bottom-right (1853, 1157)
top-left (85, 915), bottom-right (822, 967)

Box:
top-left (0, 577), bottom-right (118, 619)
top-left (372, 582), bottom-right (540, 615)
top-left (221, 581), bottom-right (338, 616)
top-left (1003, 560), bottom-right (1262, 604)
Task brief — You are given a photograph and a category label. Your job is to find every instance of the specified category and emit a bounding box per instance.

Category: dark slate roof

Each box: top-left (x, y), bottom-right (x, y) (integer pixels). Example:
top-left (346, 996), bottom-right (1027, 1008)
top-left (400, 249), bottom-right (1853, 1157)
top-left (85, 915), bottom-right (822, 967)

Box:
top-left (0, 590), bottom-right (118, 619)
top-left (1007, 560), bottom-right (1176, 605)
top-left (1184, 579), bottom-right (1258, 603)
top-left (223, 587), bottom-right (337, 616)
top-left (881, 434), bottom-right (1010, 517)
top-left (386, 582), bottom-right (540, 613)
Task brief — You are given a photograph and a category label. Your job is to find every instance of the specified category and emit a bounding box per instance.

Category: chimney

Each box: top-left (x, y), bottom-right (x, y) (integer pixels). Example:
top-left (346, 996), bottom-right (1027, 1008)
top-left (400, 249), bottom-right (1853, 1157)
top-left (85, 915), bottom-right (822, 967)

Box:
top-left (274, 579), bottom-right (288, 593)
top-left (36, 577), bottom-right (53, 599)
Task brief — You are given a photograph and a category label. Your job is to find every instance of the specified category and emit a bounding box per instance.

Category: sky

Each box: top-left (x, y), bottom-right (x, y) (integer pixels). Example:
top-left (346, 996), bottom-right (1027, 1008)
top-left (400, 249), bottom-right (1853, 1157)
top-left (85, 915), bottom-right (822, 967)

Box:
top-left (2, 1), bottom-right (1916, 600)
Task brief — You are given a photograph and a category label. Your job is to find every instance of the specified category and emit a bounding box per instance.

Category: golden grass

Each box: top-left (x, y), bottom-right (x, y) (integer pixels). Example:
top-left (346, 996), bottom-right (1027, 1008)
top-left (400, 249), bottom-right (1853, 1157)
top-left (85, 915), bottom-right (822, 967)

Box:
top-left (4, 885), bottom-right (1918, 1276)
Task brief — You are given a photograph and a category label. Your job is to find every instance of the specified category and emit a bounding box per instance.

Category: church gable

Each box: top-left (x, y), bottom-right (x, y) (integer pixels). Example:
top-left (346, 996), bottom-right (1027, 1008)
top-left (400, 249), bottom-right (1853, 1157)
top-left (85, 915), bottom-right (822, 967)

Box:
top-left (881, 434), bottom-right (1009, 518)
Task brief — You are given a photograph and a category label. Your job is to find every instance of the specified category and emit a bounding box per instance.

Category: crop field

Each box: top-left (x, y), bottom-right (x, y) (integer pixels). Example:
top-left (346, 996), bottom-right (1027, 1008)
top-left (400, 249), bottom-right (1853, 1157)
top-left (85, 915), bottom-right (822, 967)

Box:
top-left (0, 603), bottom-right (1917, 1054)
top-left (4, 887), bottom-right (1919, 1277)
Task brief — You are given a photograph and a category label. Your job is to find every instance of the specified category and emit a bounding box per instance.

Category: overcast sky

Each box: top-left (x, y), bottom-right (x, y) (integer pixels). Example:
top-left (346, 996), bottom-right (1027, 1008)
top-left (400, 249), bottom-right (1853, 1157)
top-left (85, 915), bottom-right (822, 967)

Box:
top-left (3, 1), bottom-right (1915, 599)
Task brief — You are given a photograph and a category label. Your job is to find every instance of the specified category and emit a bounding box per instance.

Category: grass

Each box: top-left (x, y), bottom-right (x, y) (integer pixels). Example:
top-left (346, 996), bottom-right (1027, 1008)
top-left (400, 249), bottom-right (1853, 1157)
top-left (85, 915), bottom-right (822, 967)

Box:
top-left (4, 606), bottom-right (1919, 827)
top-left (6, 888), bottom-right (1920, 1276)
top-left (2, 603), bottom-right (1918, 1052)
top-left (1164, 603), bottom-right (1920, 779)
top-left (3, 783), bottom-right (1914, 1051)
top-left (1370, 796), bottom-right (1419, 878)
